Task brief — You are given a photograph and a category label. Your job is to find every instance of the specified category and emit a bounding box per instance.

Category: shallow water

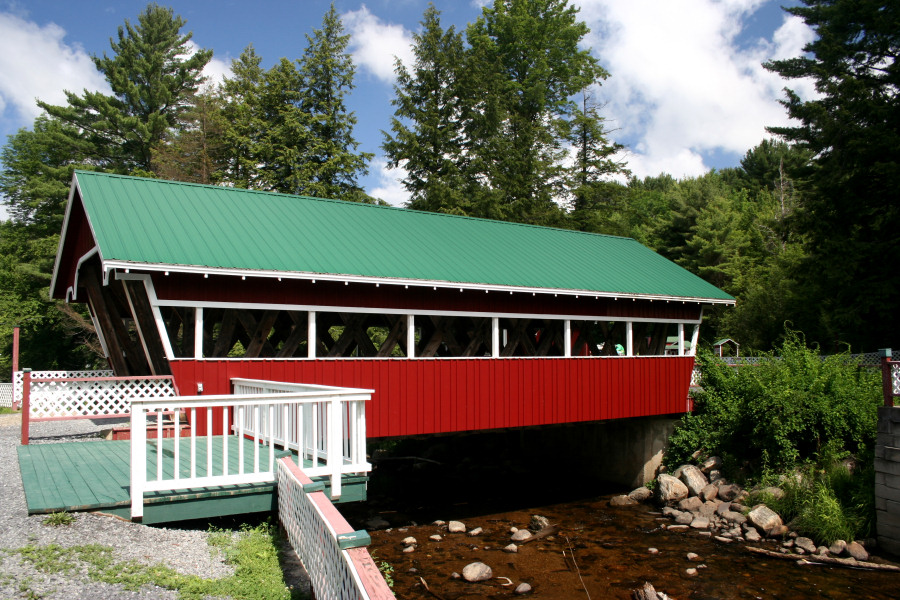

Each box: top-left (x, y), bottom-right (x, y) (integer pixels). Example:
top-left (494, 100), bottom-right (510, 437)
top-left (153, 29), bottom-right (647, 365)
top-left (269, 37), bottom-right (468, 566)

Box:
top-left (343, 433), bottom-right (898, 599)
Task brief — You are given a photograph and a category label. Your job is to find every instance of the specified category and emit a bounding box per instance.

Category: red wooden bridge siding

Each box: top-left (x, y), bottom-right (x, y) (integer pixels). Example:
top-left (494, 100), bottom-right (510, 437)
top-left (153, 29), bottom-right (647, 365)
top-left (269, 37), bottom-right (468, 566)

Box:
top-left (170, 357), bottom-right (695, 438)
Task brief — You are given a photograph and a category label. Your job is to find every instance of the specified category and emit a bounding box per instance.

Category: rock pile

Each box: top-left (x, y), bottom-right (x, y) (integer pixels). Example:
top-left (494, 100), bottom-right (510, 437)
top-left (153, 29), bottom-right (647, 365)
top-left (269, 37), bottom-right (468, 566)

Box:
top-left (610, 456), bottom-right (875, 562)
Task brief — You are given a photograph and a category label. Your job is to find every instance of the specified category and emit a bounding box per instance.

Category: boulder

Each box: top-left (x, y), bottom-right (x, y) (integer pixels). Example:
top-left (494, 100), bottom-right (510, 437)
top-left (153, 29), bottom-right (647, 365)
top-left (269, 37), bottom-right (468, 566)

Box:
top-left (699, 456), bottom-right (724, 474)
top-left (698, 501), bottom-right (718, 519)
top-left (468, 527), bottom-right (483, 537)
top-left (690, 517), bottom-right (710, 529)
top-left (610, 494), bottom-right (638, 507)
top-left (760, 486), bottom-right (785, 500)
top-left (686, 552), bottom-right (700, 561)
top-left (448, 521), bottom-right (466, 533)
top-left (708, 469), bottom-right (723, 482)
top-left (504, 543), bottom-right (518, 553)
top-left (675, 512), bottom-right (694, 525)
top-left (628, 487), bottom-right (653, 503)
top-left (795, 537), bottom-right (817, 554)
top-left (656, 474), bottom-right (689, 504)
top-left (747, 505), bottom-right (783, 536)
top-left (462, 562), bottom-right (493, 582)
top-left (511, 529), bottom-right (533, 542)
top-left (529, 515), bottom-right (551, 531)
top-left (745, 529), bottom-right (761, 542)
top-left (829, 540), bottom-right (847, 555)
top-left (514, 582), bottom-right (532, 595)
top-left (717, 484), bottom-right (742, 502)
top-left (679, 465), bottom-right (709, 496)
top-left (677, 496), bottom-right (703, 512)
top-left (429, 535), bottom-right (442, 542)
top-left (699, 483), bottom-right (718, 502)
top-left (402, 536), bottom-right (417, 547)
top-left (846, 541), bottom-right (869, 561)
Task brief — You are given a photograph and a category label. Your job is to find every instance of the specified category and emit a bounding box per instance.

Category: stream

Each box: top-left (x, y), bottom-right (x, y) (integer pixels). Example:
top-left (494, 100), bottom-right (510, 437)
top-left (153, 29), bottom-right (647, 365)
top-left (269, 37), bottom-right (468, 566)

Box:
top-left (342, 433), bottom-right (898, 599)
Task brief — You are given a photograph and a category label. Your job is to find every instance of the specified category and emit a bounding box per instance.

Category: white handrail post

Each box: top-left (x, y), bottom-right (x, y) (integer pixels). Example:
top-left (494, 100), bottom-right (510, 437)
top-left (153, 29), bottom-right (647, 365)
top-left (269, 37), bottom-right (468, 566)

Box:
top-left (328, 396), bottom-right (342, 499)
top-left (130, 402), bottom-right (147, 520)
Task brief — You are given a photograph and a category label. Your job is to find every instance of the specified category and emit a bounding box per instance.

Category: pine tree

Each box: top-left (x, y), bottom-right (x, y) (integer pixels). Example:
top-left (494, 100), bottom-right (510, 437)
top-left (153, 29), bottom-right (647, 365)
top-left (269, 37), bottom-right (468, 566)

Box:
top-left (38, 3), bottom-right (212, 174)
top-left (296, 3), bottom-right (372, 200)
top-left (382, 5), bottom-right (471, 214)
top-left (764, 0), bottom-right (900, 349)
top-left (221, 45), bottom-right (267, 189)
top-left (466, 0), bottom-right (608, 225)
top-left (152, 89), bottom-right (230, 184)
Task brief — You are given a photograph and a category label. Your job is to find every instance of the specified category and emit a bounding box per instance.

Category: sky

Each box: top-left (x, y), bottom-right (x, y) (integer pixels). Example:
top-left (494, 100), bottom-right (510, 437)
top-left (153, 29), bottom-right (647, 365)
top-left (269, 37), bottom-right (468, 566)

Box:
top-left (0, 0), bottom-right (817, 208)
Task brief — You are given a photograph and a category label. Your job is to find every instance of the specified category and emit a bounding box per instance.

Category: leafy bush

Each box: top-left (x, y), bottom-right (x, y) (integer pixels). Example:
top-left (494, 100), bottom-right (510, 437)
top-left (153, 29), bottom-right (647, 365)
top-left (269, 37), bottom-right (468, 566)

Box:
top-left (666, 331), bottom-right (881, 472)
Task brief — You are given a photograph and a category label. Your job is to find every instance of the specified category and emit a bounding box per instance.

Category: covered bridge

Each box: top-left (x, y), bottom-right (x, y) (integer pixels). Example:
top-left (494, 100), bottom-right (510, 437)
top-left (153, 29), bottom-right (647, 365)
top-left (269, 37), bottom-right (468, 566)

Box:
top-left (51, 171), bottom-right (734, 438)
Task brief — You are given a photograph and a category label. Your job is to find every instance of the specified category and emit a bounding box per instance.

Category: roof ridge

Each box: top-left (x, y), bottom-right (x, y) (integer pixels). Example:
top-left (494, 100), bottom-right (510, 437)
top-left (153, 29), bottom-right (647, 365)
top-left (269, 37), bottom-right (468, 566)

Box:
top-left (73, 170), bottom-right (634, 242)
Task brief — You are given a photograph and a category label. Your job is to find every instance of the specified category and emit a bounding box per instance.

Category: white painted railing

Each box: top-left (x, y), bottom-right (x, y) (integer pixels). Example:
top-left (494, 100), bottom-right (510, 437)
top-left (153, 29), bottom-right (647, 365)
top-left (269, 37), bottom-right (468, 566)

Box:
top-left (278, 457), bottom-right (394, 600)
top-left (130, 382), bottom-right (373, 520)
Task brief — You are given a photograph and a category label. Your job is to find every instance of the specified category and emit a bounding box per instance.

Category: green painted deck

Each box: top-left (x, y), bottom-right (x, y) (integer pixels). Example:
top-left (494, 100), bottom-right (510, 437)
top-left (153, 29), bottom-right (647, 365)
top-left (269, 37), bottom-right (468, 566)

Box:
top-left (17, 436), bottom-right (367, 524)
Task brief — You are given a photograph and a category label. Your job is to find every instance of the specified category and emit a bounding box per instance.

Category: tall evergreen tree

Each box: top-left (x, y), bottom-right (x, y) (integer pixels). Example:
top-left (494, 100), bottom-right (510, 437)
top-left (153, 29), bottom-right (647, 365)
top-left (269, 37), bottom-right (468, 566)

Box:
top-left (466, 0), bottom-right (608, 224)
top-left (221, 45), bottom-right (267, 188)
top-left (38, 3), bottom-right (212, 174)
top-left (296, 3), bottom-right (372, 200)
top-left (765, 0), bottom-right (900, 349)
top-left (152, 89), bottom-right (230, 184)
top-left (383, 5), bottom-right (471, 214)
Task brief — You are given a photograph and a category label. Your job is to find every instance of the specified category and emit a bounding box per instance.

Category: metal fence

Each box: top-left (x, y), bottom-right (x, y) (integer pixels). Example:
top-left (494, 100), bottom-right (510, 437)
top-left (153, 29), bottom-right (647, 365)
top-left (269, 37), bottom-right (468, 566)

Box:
top-left (277, 457), bottom-right (394, 600)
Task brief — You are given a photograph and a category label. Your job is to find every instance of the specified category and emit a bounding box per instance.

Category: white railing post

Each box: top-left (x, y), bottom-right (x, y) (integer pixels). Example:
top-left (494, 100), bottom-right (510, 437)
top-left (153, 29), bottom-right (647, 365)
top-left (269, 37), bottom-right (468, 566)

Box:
top-left (328, 396), bottom-right (342, 499)
top-left (130, 405), bottom-right (148, 520)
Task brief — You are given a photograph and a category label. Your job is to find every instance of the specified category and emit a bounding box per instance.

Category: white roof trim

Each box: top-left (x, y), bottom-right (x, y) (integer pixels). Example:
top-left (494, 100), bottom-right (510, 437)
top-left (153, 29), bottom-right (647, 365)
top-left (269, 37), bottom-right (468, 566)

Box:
top-left (101, 259), bottom-right (736, 306)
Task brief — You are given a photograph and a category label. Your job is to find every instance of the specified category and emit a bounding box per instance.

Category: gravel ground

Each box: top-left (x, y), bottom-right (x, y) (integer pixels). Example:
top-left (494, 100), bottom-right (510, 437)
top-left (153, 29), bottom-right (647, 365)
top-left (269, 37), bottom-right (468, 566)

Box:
top-left (0, 416), bottom-right (235, 599)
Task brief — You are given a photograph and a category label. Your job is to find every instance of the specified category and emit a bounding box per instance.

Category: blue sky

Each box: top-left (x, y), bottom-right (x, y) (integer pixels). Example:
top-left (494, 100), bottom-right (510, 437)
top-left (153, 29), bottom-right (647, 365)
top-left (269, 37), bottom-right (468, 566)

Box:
top-left (0, 0), bottom-right (815, 207)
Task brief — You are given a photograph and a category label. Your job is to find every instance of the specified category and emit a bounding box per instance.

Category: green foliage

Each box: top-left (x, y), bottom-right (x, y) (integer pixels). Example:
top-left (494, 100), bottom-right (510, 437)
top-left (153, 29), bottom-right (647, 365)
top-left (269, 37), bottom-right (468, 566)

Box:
top-left (370, 552), bottom-right (394, 588)
top-left (14, 521), bottom-right (298, 600)
top-left (42, 512), bottom-right (75, 527)
top-left (765, 0), bottom-right (900, 350)
top-left (666, 331), bottom-right (881, 471)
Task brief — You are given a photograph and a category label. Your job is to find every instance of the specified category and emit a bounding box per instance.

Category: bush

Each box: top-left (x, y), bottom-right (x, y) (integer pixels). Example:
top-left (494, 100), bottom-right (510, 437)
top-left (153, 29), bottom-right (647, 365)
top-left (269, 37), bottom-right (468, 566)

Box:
top-left (665, 331), bottom-right (881, 472)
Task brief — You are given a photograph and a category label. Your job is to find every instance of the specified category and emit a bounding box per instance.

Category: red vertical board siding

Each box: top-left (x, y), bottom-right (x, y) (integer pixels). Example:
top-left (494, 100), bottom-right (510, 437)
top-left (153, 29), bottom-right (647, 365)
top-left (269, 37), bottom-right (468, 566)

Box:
top-left (169, 357), bottom-right (696, 437)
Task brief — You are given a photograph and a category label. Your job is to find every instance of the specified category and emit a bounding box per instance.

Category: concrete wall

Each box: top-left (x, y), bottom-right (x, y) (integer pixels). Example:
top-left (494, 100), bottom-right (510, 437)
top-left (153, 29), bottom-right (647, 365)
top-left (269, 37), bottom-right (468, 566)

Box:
top-left (544, 416), bottom-right (679, 489)
top-left (876, 406), bottom-right (900, 556)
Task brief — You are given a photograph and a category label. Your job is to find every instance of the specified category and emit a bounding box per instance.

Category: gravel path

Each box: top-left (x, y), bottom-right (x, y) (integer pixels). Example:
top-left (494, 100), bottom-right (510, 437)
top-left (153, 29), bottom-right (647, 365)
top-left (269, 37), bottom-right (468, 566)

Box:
top-left (0, 417), bottom-right (234, 599)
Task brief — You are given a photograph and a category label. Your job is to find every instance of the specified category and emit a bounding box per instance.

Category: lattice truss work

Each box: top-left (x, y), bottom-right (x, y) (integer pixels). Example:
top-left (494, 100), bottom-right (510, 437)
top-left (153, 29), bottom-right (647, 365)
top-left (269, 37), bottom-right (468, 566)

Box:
top-left (26, 375), bottom-right (175, 419)
top-left (0, 383), bottom-right (12, 408)
top-left (277, 460), bottom-right (367, 600)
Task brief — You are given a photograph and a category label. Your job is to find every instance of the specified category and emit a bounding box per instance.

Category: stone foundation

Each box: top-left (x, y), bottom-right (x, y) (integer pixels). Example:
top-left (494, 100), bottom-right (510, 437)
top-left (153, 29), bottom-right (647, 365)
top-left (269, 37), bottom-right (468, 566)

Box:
top-left (875, 406), bottom-right (900, 556)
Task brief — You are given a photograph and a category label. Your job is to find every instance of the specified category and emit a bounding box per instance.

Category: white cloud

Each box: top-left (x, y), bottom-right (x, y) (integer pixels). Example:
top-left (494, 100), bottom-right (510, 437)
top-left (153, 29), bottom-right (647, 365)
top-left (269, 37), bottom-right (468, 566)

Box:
top-left (186, 41), bottom-right (232, 90)
top-left (370, 158), bottom-right (410, 206)
top-left (0, 12), bottom-right (109, 124)
top-left (575, 0), bottom-right (816, 178)
top-left (342, 5), bottom-right (414, 83)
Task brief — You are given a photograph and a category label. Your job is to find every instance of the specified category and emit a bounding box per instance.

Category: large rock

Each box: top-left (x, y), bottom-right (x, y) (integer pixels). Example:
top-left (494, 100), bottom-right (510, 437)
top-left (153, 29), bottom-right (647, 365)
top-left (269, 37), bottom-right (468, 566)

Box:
top-left (678, 496), bottom-right (703, 512)
top-left (628, 487), bottom-right (653, 503)
top-left (699, 483), bottom-right (718, 502)
top-left (747, 505), bottom-right (783, 536)
top-left (656, 474), bottom-right (689, 504)
top-left (846, 541), bottom-right (869, 561)
top-left (529, 515), bottom-right (551, 531)
top-left (448, 521), bottom-right (466, 533)
top-left (679, 465), bottom-right (709, 496)
top-left (511, 529), bottom-right (533, 542)
top-left (610, 494), bottom-right (638, 507)
top-left (829, 539), bottom-right (847, 555)
top-left (463, 562), bottom-right (493, 582)
top-left (700, 456), bottom-right (724, 474)
top-left (795, 537), bottom-right (817, 554)
top-left (717, 483), bottom-right (742, 502)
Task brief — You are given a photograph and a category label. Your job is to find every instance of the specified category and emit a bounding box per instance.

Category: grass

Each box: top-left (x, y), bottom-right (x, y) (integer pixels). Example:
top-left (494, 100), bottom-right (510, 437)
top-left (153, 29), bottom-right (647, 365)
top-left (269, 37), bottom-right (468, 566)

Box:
top-left (0, 406), bottom-right (15, 414)
top-left (11, 520), bottom-right (307, 600)
top-left (42, 512), bottom-right (75, 527)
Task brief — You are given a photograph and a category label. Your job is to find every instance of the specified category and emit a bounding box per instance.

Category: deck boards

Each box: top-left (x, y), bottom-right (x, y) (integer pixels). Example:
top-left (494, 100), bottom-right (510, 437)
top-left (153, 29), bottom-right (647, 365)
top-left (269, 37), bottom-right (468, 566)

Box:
top-left (17, 436), bottom-right (294, 514)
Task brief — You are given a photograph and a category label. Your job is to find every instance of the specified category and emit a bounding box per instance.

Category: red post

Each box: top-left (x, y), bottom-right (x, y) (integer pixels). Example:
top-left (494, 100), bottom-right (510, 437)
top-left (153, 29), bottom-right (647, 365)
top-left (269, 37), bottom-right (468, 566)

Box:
top-left (21, 369), bottom-right (30, 445)
top-left (11, 326), bottom-right (19, 410)
top-left (882, 348), bottom-right (895, 408)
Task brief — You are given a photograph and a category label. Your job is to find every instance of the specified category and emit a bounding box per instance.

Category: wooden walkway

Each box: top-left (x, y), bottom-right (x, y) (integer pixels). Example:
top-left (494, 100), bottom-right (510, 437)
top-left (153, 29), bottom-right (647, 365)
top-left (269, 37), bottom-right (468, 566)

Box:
top-left (16, 437), bottom-right (366, 523)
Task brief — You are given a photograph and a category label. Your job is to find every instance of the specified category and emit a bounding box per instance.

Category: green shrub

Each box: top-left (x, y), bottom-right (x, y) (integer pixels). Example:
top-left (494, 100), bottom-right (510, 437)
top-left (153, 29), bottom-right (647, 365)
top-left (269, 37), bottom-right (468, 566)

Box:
top-left (666, 331), bottom-right (881, 472)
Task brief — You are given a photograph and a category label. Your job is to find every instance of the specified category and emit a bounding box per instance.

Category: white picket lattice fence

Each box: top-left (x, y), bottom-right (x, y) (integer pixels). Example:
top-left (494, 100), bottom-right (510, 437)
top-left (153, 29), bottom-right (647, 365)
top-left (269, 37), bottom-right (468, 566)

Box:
top-left (277, 457), bottom-right (394, 600)
top-left (13, 370), bottom-right (114, 405)
top-left (892, 362), bottom-right (900, 396)
top-left (0, 383), bottom-right (12, 408)
top-left (24, 375), bottom-right (176, 420)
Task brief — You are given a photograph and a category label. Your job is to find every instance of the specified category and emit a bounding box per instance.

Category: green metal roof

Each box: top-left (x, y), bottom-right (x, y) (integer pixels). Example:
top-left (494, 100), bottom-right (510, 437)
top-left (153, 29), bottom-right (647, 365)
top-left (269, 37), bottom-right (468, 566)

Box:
top-left (63, 171), bottom-right (734, 303)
